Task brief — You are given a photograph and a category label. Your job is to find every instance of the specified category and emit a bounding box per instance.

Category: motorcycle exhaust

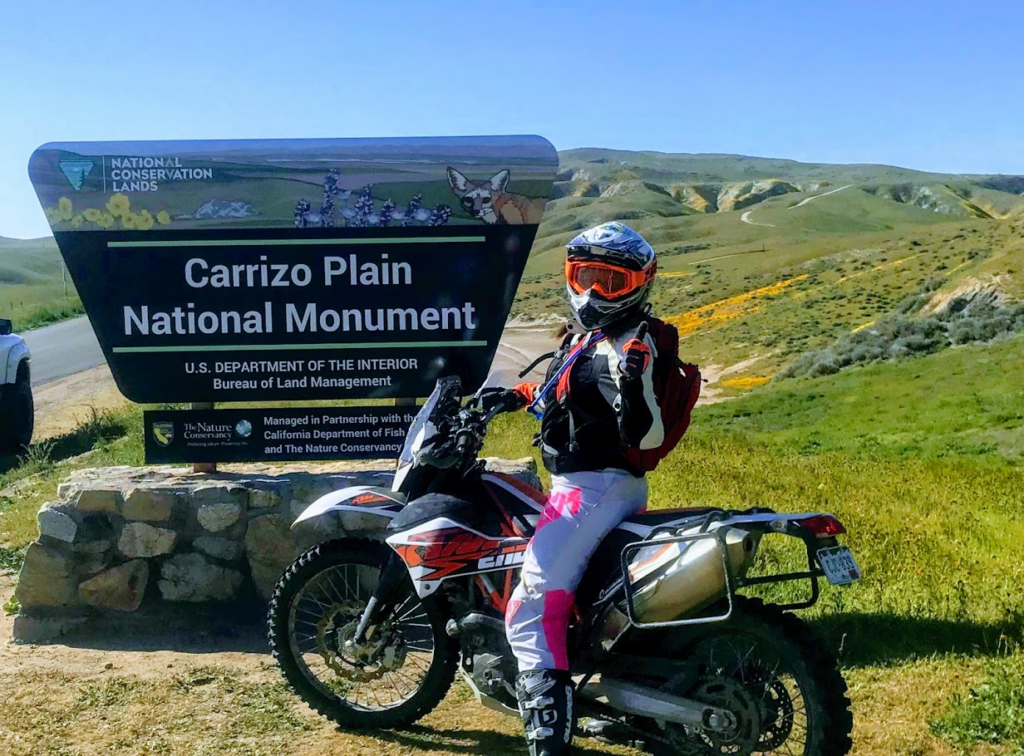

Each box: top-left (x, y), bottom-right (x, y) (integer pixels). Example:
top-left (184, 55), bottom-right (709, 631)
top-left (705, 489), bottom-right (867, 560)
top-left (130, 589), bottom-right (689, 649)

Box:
top-left (626, 526), bottom-right (757, 624)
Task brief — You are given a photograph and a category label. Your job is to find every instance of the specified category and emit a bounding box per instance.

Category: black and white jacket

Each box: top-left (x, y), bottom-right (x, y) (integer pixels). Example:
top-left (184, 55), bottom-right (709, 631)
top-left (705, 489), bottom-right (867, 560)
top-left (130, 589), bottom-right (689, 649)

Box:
top-left (533, 320), bottom-right (664, 477)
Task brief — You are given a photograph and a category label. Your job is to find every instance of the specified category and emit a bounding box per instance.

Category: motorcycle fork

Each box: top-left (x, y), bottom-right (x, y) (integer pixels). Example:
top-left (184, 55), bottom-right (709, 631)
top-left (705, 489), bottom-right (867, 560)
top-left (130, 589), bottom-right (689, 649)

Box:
top-left (352, 549), bottom-right (409, 643)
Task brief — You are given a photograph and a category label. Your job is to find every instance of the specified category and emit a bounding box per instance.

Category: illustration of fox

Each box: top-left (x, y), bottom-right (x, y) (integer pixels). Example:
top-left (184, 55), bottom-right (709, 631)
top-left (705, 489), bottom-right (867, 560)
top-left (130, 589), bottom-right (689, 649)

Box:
top-left (446, 167), bottom-right (546, 225)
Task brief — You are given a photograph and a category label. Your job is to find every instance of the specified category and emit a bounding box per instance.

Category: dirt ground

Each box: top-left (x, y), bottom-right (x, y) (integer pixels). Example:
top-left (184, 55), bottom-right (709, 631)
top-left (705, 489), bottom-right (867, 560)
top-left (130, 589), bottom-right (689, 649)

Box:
top-left (0, 571), bottom-right (978, 756)
top-left (33, 365), bottom-right (126, 441)
top-left (0, 574), bottom-right (640, 756)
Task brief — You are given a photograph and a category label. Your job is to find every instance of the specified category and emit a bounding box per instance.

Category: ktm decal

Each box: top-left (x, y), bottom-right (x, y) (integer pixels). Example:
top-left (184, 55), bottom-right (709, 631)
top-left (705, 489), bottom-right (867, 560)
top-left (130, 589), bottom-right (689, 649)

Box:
top-left (393, 527), bottom-right (527, 581)
top-left (477, 548), bottom-right (527, 569)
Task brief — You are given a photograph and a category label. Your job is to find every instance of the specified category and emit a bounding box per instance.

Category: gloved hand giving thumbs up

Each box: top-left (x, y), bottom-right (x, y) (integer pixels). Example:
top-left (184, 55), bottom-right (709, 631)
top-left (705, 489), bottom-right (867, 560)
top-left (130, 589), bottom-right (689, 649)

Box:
top-left (619, 321), bottom-right (652, 380)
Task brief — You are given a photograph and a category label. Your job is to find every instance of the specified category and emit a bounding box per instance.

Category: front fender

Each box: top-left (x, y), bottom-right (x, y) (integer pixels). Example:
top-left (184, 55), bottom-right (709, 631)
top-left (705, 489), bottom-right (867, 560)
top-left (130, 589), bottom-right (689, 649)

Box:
top-left (291, 485), bottom-right (406, 536)
top-left (1, 336), bottom-right (29, 386)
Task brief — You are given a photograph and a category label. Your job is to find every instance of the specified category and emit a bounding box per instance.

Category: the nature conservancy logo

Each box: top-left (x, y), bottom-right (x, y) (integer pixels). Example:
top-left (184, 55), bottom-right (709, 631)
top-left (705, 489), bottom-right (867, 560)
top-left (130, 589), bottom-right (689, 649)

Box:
top-left (234, 420), bottom-right (252, 439)
top-left (152, 421), bottom-right (174, 447)
top-left (59, 159), bottom-right (94, 191)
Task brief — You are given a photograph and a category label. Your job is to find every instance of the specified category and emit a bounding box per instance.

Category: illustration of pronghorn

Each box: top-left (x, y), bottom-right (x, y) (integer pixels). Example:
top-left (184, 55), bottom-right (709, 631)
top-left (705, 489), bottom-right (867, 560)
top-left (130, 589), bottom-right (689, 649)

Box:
top-left (446, 167), bottom-right (546, 224)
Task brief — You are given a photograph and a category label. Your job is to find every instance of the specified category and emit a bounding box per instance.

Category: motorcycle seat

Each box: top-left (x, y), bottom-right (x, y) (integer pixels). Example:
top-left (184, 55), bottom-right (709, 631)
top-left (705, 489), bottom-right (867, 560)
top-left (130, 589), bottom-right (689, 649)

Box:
top-left (622, 507), bottom-right (719, 528)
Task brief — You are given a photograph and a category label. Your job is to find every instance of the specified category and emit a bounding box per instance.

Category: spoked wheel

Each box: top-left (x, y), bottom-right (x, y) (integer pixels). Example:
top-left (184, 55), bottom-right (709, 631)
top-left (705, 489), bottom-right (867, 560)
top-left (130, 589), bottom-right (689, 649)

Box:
top-left (267, 539), bottom-right (457, 728)
top-left (641, 598), bottom-right (852, 756)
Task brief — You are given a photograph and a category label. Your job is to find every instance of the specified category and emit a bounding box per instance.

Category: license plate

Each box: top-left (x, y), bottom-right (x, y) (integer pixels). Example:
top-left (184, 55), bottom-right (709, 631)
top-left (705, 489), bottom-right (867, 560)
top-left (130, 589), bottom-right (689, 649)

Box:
top-left (817, 546), bottom-right (862, 585)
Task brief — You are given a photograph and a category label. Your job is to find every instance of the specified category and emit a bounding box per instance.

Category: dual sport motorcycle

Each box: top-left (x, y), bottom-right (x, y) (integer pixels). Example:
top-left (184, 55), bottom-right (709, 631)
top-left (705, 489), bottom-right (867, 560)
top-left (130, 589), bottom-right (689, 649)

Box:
top-left (268, 375), bottom-right (860, 755)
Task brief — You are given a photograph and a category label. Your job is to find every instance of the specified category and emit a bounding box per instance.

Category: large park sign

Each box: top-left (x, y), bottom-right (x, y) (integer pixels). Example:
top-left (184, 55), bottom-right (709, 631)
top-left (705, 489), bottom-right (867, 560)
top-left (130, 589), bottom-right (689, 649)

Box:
top-left (29, 136), bottom-right (557, 404)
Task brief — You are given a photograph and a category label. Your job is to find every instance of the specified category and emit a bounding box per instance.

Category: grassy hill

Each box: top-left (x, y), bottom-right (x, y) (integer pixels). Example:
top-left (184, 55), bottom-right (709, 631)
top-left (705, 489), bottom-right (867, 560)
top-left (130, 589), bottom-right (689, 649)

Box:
top-left (0, 235), bottom-right (82, 329)
top-left (517, 150), bottom-right (1024, 407)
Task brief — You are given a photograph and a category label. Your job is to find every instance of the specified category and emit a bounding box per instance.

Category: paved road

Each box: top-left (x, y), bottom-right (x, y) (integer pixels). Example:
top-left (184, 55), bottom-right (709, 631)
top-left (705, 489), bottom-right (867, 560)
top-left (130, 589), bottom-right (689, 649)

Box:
top-left (21, 315), bottom-right (555, 388)
top-left (23, 316), bottom-right (104, 386)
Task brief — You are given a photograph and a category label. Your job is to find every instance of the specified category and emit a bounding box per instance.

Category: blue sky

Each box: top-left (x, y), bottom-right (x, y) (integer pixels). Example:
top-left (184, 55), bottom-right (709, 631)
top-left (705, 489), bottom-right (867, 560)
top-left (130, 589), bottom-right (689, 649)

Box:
top-left (2, 0), bottom-right (1022, 238)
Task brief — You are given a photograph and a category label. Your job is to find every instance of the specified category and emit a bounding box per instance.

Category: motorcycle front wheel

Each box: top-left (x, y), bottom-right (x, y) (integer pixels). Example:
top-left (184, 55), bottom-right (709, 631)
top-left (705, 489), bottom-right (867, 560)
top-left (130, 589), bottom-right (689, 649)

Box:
top-left (267, 538), bottom-right (458, 729)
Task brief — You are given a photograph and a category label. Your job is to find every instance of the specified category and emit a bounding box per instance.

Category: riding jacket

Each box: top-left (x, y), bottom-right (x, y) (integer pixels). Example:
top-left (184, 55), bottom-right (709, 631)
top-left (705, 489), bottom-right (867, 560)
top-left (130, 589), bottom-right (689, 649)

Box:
top-left (526, 318), bottom-right (664, 477)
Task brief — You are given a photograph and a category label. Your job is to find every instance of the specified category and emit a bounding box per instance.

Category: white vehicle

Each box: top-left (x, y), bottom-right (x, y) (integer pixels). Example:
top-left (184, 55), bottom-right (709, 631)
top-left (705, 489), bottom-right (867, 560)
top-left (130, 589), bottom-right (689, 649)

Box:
top-left (0, 318), bottom-right (33, 453)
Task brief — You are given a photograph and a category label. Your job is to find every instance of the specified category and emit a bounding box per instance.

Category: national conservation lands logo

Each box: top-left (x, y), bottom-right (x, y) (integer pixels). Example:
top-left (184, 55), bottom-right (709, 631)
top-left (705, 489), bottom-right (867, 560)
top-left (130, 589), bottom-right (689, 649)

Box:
top-left (59, 159), bottom-right (94, 191)
top-left (57, 156), bottom-right (215, 193)
top-left (152, 421), bottom-right (174, 447)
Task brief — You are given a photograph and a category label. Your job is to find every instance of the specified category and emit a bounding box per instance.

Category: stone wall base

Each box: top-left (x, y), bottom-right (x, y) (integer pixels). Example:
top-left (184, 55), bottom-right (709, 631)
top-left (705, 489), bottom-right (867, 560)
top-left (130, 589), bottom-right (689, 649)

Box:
top-left (13, 459), bottom-right (538, 642)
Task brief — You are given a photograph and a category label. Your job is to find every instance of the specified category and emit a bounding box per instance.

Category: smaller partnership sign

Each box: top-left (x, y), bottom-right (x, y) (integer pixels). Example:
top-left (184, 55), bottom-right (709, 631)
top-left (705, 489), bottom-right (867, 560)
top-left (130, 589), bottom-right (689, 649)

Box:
top-left (144, 406), bottom-right (418, 464)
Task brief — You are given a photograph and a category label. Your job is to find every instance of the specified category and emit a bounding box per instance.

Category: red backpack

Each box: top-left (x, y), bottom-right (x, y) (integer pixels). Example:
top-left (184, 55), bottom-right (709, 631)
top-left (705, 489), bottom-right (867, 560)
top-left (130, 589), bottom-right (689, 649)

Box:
top-left (624, 316), bottom-right (702, 472)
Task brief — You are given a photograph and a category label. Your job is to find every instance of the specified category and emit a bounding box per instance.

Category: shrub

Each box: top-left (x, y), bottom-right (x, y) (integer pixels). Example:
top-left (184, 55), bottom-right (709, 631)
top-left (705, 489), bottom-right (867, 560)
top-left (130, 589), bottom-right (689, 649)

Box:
top-left (781, 297), bottom-right (1024, 380)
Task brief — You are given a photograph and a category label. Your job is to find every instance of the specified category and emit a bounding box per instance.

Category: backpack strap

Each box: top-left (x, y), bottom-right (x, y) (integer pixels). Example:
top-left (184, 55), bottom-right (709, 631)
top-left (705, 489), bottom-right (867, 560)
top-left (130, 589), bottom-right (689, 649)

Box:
top-left (527, 330), bottom-right (606, 418)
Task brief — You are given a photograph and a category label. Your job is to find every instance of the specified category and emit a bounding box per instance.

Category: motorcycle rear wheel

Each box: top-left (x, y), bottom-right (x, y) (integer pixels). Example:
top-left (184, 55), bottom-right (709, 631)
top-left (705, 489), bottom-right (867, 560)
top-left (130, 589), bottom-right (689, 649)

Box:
top-left (267, 538), bottom-right (458, 729)
top-left (634, 597), bottom-right (853, 756)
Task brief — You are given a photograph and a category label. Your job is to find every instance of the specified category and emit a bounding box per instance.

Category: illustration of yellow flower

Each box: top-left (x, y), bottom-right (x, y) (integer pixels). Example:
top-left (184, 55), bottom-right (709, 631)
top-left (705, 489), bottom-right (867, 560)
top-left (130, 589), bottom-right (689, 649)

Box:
top-left (58, 197), bottom-right (74, 221)
top-left (136, 210), bottom-right (154, 230)
top-left (44, 206), bottom-right (63, 224)
top-left (121, 212), bottom-right (138, 229)
top-left (83, 208), bottom-right (102, 222)
top-left (106, 193), bottom-right (131, 218)
top-left (71, 214), bottom-right (84, 229)
top-left (96, 213), bottom-right (115, 229)
top-left (156, 210), bottom-right (171, 225)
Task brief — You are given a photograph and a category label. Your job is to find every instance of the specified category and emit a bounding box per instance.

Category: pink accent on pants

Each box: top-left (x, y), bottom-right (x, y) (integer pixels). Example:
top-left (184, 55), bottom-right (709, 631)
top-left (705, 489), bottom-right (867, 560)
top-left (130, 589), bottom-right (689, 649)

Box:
top-left (505, 470), bottom-right (648, 672)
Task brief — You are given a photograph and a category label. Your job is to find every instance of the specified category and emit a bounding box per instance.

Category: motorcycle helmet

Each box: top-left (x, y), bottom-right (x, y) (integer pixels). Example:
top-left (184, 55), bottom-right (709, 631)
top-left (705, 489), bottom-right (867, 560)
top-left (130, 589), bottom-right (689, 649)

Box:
top-left (564, 222), bottom-right (657, 331)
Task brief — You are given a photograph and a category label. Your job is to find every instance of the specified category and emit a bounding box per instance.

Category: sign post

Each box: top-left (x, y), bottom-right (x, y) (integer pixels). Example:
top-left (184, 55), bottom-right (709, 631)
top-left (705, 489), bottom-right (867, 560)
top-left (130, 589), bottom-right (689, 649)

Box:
top-left (30, 136), bottom-right (557, 464)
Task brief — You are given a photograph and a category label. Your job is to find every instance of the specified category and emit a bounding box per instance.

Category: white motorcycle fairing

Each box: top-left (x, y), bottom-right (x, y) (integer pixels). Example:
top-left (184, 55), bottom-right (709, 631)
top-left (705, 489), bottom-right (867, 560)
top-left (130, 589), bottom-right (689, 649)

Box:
top-left (291, 486), bottom-right (406, 534)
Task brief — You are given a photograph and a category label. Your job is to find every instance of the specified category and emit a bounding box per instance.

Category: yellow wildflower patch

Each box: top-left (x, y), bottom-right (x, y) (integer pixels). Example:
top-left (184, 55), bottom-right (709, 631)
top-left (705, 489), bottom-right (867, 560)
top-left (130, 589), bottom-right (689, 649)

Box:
top-left (58, 197), bottom-right (74, 221)
top-left (721, 376), bottom-right (771, 389)
top-left (666, 275), bottom-right (808, 337)
top-left (835, 253), bottom-right (923, 284)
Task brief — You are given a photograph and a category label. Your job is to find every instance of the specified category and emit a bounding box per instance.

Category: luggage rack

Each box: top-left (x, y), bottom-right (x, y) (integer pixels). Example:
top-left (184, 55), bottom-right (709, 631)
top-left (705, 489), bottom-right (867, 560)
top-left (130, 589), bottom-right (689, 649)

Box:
top-left (619, 529), bottom-right (736, 629)
top-left (618, 508), bottom-right (828, 629)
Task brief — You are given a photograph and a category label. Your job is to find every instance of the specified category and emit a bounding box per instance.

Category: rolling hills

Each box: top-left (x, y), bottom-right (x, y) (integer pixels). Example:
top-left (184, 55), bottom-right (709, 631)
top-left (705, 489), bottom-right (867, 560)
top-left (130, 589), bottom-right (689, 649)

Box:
top-left (516, 151), bottom-right (1024, 409)
top-left (0, 235), bottom-right (81, 328)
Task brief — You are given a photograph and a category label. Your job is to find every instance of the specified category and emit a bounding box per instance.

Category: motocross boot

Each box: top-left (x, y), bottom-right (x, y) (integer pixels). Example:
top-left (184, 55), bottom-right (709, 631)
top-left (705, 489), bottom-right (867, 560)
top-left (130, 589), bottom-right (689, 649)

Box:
top-left (515, 669), bottom-right (575, 756)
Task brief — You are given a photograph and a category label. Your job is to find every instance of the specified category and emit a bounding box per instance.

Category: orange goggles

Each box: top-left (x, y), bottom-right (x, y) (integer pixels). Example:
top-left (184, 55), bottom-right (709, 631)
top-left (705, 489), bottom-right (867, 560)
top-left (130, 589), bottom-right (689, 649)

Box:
top-left (565, 260), bottom-right (655, 299)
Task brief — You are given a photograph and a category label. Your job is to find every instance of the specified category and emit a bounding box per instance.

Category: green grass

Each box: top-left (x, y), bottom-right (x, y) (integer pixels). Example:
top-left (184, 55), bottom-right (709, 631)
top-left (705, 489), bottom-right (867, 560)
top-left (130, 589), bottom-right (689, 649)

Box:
top-left (483, 363), bottom-right (1024, 753)
top-left (701, 334), bottom-right (1024, 464)
top-left (0, 374), bottom-right (1019, 751)
top-left (0, 404), bottom-right (145, 547)
top-left (0, 235), bottom-right (81, 329)
top-left (930, 650), bottom-right (1024, 752)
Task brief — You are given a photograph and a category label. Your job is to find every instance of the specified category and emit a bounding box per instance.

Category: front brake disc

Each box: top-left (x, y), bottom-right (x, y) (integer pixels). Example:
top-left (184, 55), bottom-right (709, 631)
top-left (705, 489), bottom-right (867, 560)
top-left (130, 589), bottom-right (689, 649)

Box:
top-left (315, 602), bottom-right (407, 683)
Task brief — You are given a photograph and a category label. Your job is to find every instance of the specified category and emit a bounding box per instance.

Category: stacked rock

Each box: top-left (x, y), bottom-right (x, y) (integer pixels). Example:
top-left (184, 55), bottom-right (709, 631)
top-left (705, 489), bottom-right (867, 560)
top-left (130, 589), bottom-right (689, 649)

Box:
top-left (12, 460), bottom-right (540, 642)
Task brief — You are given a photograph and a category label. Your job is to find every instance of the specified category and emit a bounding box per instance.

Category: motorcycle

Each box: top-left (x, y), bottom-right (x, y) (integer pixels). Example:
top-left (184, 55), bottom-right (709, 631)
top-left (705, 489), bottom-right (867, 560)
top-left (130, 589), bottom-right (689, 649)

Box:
top-left (268, 374), bottom-right (859, 754)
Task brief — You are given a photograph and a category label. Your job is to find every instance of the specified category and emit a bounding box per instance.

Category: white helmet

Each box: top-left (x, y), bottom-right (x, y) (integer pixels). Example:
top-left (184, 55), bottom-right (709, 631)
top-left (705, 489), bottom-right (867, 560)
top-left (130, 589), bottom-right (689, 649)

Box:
top-left (564, 222), bottom-right (657, 331)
